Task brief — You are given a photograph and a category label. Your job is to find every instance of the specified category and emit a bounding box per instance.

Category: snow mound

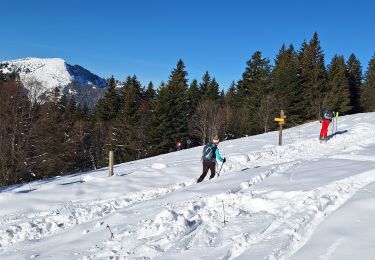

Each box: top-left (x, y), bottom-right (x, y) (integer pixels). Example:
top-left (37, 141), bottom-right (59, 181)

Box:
top-left (150, 163), bottom-right (167, 169)
top-left (81, 175), bottom-right (104, 183)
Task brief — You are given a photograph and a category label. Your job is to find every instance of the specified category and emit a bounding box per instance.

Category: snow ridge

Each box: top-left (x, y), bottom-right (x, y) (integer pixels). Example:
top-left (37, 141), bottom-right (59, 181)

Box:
top-left (0, 57), bottom-right (107, 102)
top-left (1, 58), bottom-right (72, 89)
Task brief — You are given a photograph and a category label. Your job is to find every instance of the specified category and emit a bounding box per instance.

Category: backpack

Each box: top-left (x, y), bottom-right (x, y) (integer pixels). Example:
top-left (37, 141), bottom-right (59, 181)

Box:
top-left (202, 142), bottom-right (216, 161)
top-left (323, 108), bottom-right (333, 120)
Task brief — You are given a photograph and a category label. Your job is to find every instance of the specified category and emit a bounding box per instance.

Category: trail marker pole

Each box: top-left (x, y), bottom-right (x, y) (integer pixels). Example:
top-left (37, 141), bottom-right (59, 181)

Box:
top-left (335, 112), bottom-right (339, 137)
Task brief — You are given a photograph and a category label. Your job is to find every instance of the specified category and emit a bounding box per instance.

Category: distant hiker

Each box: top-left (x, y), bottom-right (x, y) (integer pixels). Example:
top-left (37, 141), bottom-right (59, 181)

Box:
top-left (186, 139), bottom-right (192, 148)
top-left (176, 141), bottom-right (182, 151)
top-left (319, 107), bottom-right (334, 142)
top-left (197, 136), bottom-right (226, 183)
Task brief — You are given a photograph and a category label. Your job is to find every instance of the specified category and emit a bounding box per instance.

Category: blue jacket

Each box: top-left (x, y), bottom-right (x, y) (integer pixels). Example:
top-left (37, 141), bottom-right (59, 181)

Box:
top-left (215, 147), bottom-right (224, 162)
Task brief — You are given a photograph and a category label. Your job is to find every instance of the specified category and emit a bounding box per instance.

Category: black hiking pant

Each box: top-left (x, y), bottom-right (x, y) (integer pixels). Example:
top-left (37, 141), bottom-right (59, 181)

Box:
top-left (197, 161), bottom-right (216, 183)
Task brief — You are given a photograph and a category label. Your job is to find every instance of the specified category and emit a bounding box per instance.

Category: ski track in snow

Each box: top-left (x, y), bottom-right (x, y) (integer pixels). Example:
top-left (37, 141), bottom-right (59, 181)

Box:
top-left (1, 118), bottom-right (375, 259)
top-left (81, 122), bottom-right (375, 259)
top-left (318, 237), bottom-right (344, 260)
top-left (0, 181), bottom-right (192, 249)
top-left (0, 158), bottom-right (292, 252)
top-left (80, 162), bottom-right (300, 259)
top-left (81, 167), bottom-right (375, 260)
top-left (225, 169), bottom-right (375, 260)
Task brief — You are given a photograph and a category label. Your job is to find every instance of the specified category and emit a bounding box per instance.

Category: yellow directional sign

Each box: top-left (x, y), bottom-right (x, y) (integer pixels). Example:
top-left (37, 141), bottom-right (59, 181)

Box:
top-left (275, 118), bottom-right (285, 122)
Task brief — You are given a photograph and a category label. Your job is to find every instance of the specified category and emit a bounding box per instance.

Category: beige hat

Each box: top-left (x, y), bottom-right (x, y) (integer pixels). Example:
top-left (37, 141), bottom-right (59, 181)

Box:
top-left (212, 136), bottom-right (220, 143)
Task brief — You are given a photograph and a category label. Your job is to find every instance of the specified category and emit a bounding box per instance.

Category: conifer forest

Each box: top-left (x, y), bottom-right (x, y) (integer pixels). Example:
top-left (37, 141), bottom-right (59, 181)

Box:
top-left (1, 33), bottom-right (375, 186)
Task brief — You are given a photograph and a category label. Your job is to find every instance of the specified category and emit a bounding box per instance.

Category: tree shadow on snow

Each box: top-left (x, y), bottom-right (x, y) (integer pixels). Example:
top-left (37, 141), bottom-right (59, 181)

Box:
top-left (0, 184), bottom-right (24, 193)
top-left (116, 171), bottom-right (136, 176)
top-left (60, 180), bottom-right (84, 186)
top-left (16, 188), bottom-right (38, 193)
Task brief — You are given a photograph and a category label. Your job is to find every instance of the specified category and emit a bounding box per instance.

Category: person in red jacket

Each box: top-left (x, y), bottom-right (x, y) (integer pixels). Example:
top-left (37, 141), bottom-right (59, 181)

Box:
top-left (176, 141), bottom-right (182, 151)
top-left (319, 107), bottom-right (334, 142)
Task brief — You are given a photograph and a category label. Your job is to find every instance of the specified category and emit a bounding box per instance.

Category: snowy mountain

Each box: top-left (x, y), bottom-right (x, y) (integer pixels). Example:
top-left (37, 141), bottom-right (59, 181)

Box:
top-left (1, 112), bottom-right (375, 259)
top-left (0, 57), bottom-right (107, 105)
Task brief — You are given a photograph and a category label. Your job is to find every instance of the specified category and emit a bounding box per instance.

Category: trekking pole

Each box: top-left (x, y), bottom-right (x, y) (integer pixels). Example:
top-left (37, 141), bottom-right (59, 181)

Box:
top-left (334, 117), bottom-right (336, 135)
top-left (336, 117), bottom-right (338, 134)
top-left (336, 112), bottom-right (339, 133)
top-left (217, 161), bottom-right (225, 177)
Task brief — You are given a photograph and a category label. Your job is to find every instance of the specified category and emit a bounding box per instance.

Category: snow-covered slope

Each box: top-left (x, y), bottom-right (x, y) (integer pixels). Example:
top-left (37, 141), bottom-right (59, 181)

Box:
top-left (0, 57), bottom-right (107, 104)
top-left (1, 113), bottom-right (375, 259)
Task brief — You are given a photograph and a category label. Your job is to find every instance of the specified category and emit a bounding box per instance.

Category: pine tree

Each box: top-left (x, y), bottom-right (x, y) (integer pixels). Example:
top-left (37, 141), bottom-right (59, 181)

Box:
top-left (113, 76), bottom-right (145, 161)
top-left (30, 88), bottom-right (75, 178)
top-left (76, 102), bottom-right (90, 121)
top-left (272, 44), bottom-right (304, 125)
top-left (207, 78), bottom-right (220, 101)
top-left (226, 82), bottom-right (237, 108)
top-left (150, 82), bottom-right (170, 153)
top-left (237, 51), bottom-right (272, 134)
top-left (94, 76), bottom-right (120, 122)
top-left (145, 81), bottom-right (156, 102)
top-left (66, 99), bottom-right (95, 173)
top-left (92, 76), bottom-right (120, 165)
top-left (199, 71), bottom-right (211, 99)
top-left (346, 53), bottom-right (362, 113)
top-left (199, 71), bottom-right (220, 101)
top-left (151, 60), bottom-right (189, 153)
top-left (362, 54), bottom-right (375, 112)
top-left (65, 95), bottom-right (77, 123)
top-left (144, 81), bottom-right (157, 153)
top-left (298, 32), bottom-right (327, 119)
top-left (69, 118), bottom-right (94, 172)
top-left (91, 121), bottom-right (110, 168)
top-left (224, 82), bottom-right (239, 139)
top-left (327, 55), bottom-right (351, 113)
top-left (188, 79), bottom-right (200, 117)
top-left (140, 82), bottom-right (155, 157)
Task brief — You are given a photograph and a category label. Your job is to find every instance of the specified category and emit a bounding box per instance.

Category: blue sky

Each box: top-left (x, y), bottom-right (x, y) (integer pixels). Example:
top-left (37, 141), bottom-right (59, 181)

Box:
top-left (1, 0), bottom-right (375, 90)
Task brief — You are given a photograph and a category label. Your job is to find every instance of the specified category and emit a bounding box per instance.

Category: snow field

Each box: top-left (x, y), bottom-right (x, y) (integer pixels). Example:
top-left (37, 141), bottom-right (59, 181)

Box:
top-left (1, 113), bottom-right (375, 259)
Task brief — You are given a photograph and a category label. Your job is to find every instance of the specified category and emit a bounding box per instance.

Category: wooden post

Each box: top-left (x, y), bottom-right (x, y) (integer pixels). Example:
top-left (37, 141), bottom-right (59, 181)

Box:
top-left (109, 150), bottom-right (114, 177)
top-left (275, 110), bottom-right (286, 146)
top-left (279, 123), bottom-right (283, 146)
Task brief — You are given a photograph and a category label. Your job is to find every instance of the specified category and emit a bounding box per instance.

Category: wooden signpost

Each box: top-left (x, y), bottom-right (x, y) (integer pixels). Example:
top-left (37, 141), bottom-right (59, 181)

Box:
top-left (275, 110), bottom-right (286, 146)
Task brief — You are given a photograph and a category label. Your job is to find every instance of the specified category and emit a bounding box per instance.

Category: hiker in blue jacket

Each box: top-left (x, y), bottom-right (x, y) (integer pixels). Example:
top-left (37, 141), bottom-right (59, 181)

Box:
top-left (197, 136), bottom-right (226, 183)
